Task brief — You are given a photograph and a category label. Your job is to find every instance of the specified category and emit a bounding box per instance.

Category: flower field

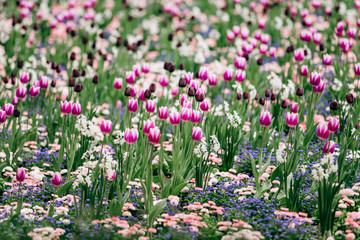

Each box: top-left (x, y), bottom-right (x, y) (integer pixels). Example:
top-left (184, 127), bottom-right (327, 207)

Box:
top-left (2, 0), bottom-right (360, 239)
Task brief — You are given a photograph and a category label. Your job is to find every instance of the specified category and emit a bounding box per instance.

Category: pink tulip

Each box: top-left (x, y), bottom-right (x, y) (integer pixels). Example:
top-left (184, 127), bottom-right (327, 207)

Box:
top-left (317, 123), bottom-right (330, 140)
top-left (290, 102), bottom-right (298, 113)
top-left (227, 31), bottom-right (235, 41)
top-left (223, 68), bottom-right (233, 81)
top-left (323, 141), bottom-right (335, 155)
top-left (235, 70), bottom-right (246, 82)
top-left (29, 86), bottom-right (40, 97)
top-left (0, 110), bottom-right (6, 123)
top-left (12, 97), bottom-right (19, 106)
top-left (328, 117), bottom-right (339, 133)
top-left (72, 103), bottom-right (81, 116)
top-left (16, 167), bottom-right (26, 182)
top-left (260, 111), bottom-right (271, 127)
top-left (313, 33), bottom-right (322, 44)
top-left (200, 99), bottom-right (210, 112)
top-left (170, 112), bottom-right (180, 125)
top-left (125, 71), bottom-right (136, 84)
top-left (39, 76), bottom-right (49, 89)
top-left (269, 47), bottom-right (276, 57)
top-left (198, 67), bottom-right (209, 81)
top-left (159, 75), bottom-right (169, 87)
top-left (124, 128), bottom-right (139, 144)
top-left (101, 120), bottom-right (112, 134)
top-left (143, 120), bottom-right (155, 135)
top-left (313, 80), bottom-right (325, 94)
top-left (16, 85), bottom-right (27, 99)
top-left (106, 170), bottom-right (116, 181)
top-left (2, 103), bottom-right (14, 117)
top-left (208, 73), bottom-right (217, 86)
top-left (354, 63), bottom-right (360, 76)
top-left (285, 112), bottom-right (298, 128)
top-left (146, 100), bottom-right (156, 113)
top-left (192, 127), bottom-right (202, 141)
top-left (294, 49), bottom-right (304, 62)
top-left (191, 110), bottom-right (201, 123)
top-left (127, 99), bottom-right (138, 113)
top-left (322, 54), bottom-right (332, 66)
top-left (114, 78), bottom-right (123, 90)
top-left (148, 127), bottom-right (161, 144)
top-left (171, 87), bottom-right (179, 96)
top-left (132, 65), bottom-right (140, 77)
top-left (52, 172), bottom-right (62, 186)
top-left (300, 65), bottom-right (308, 77)
top-left (19, 72), bottom-right (29, 84)
top-left (158, 107), bottom-right (168, 120)
top-left (310, 72), bottom-right (321, 87)
top-left (181, 108), bottom-right (191, 122)
top-left (184, 72), bottom-right (194, 84)
top-left (234, 56), bottom-right (246, 69)
top-left (60, 101), bottom-right (73, 115)
top-left (142, 63), bottom-right (150, 73)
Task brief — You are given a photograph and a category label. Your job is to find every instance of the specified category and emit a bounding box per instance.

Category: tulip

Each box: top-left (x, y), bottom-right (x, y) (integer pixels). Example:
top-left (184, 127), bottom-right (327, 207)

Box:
top-left (300, 65), bottom-right (308, 77)
top-left (192, 127), bottom-right (202, 141)
top-left (322, 54), bottom-right (332, 66)
top-left (12, 96), bottom-right (19, 106)
top-left (158, 107), bottom-right (168, 120)
top-left (139, 89), bottom-right (147, 102)
top-left (313, 33), bottom-right (322, 44)
top-left (0, 110), bottom-right (6, 123)
top-left (142, 62), bottom-right (150, 73)
top-left (16, 167), bottom-right (26, 182)
top-left (317, 123), bottom-right (330, 140)
top-left (354, 63), bottom-right (360, 76)
top-left (328, 117), bottom-right (339, 133)
top-left (143, 120), bottom-right (155, 135)
top-left (208, 73), bottom-right (217, 86)
top-left (259, 44), bottom-right (268, 55)
top-left (184, 72), bottom-right (193, 84)
top-left (19, 72), bottom-right (29, 84)
top-left (159, 75), bottom-right (169, 87)
top-left (72, 103), bottom-right (81, 116)
top-left (269, 47), bottom-right (276, 57)
top-left (132, 65), bottom-right (140, 77)
top-left (125, 71), bottom-right (135, 84)
top-left (170, 112), bottom-right (180, 125)
top-left (101, 120), bottom-right (112, 134)
top-left (223, 68), bottom-right (233, 81)
top-left (149, 127), bottom-right (161, 144)
top-left (285, 112), bottom-right (299, 128)
top-left (39, 76), bottom-right (49, 89)
top-left (2, 103), bottom-right (14, 117)
top-left (294, 49), bottom-right (304, 62)
top-left (310, 72), bottom-right (321, 87)
top-left (52, 172), bottom-right (62, 186)
top-left (260, 111), bottom-right (272, 127)
top-left (200, 99), bottom-right (210, 112)
top-left (106, 169), bottom-right (116, 181)
top-left (233, 25), bottom-right (240, 36)
top-left (290, 102), bottom-right (298, 113)
top-left (191, 110), bottom-right (201, 123)
top-left (234, 56), bottom-right (246, 69)
top-left (181, 108), bottom-right (191, 122)
top-left (114, 78), bottom-right (123, 90)
top-left (313, 80), bottom-right (325, 94)
top-left (323, 141), bottom-right (336, 155)
top-left (235, 70), bottom-right (246, 82)
top-left (60, 101), bottom-right (73, 115)
top-left (171, 87), bottom-right (179, 96)
top-left (146, 100), bottom-right (156, 113)
top-left (227, 31), bottom-right (235, 41)
top-left (198, 67), bottom-right (209, 81)
top-left (124, 128), bottom-right (139, 144)
top-left (29, 86), bottom-right (40, 97)
top-left (16, 85), bottom-right (27, 99)
top-left (127, 99), bottom-right (138, 113)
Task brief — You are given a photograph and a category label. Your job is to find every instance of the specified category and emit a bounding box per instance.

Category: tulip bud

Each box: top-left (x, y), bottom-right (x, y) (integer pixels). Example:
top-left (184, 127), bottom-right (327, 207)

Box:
top-left (52, 172), bottom-right (62, 186)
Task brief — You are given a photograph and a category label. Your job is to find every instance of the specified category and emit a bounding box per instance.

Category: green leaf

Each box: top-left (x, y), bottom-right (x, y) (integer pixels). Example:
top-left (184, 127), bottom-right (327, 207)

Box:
top-left (57, 178), bottom-right (75, 196)
top-left (148, 199), bottom-right (166, 228)
top-left (109, 198), bottom-right (123, 217)
top-left (48, 204), bottom-right (54, 217)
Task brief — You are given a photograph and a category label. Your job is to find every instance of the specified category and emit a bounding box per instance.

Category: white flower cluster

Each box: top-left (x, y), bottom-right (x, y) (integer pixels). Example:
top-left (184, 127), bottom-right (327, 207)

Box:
top-left (332, 78), bottom-right (343, 92)
top-left (194, 135), bottom-right (221, 160)
top-left (276, 145), bottom-right (287, 163)
top-left (248, 84), bottom-right (257, 100)
top-left (311, 153), bottom-right (338, 181)
top-left (73, 166), bottom-right (92, 189)
top-left (113, 130), bottom-right (125, 145)
top-left (99, 151), bottom-right (117, 172)
top-left (232, 82), bottom-right (243, 95)
top-left (75, 114), bottom-right (98, 137)
top-left (226, 111), bottom-right (242, 128)
top-left (268, 71), bottom-right (282, 92)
